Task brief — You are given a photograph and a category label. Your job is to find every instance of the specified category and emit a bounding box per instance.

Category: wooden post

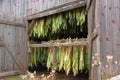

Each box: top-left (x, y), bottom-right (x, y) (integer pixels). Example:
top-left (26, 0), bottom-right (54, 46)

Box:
top-left (52, 47), bottom-right (56, 72)
top-left (52, 47), bottom-right (56, 80)
top-left (25, 19), bottom-right (29, 72)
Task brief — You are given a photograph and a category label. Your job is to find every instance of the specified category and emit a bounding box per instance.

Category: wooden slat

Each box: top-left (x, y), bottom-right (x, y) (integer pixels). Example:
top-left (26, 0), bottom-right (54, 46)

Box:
top-left (52, 47), bottom-right (56, 71)
top-left (0, 19), bottom-right (25, 27)
top-left (29, 41), bottom-right (87, 47)
top-left (26, 0), bottom-right (86, 20)
top-left (0, 71), bottom-right (21, 77)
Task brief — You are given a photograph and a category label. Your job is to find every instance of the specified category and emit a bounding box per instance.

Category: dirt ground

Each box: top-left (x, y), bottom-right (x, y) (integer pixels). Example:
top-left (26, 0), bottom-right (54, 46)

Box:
top-left (0, 71), bottom-right (88, 80)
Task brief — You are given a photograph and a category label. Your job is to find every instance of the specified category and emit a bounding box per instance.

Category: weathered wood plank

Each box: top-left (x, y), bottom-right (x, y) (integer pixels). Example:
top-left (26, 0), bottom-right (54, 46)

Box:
top-left (29, 41), bottom-right (87, 47)
top-left (0, 71), bottom-right (21, 77)
top-left (26, 0), bottom-right (86, 20)
top-left (99, 0), bottom-right (107, 66)
top-left (52, 47), bottom-right (56, 72)
top-left (0, 19), bottom-right (25, 27)
top-left (87, 0), bottom-right (96, 80)
top-left (0, 25), bottom-right (5, 72)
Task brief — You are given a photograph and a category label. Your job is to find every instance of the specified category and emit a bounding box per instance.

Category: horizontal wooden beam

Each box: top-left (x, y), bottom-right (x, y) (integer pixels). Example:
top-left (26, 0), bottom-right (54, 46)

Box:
top-left (29, 41), bottom-right (88, 47)
top-left (0, 71), bottom-right (21, 77)
top-left (0, 19), bottom-right (25, 27)
top-left (26, 0), bottom-right (86, 20)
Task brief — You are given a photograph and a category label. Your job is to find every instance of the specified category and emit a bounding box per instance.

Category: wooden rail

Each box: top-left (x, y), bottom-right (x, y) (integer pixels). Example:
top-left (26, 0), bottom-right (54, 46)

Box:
top-left (0, 19), bottom-right (25, 27)
top-left (0, 71), bottom-right (21, 77)
top-left (29, 40), bottom-right (88, 47)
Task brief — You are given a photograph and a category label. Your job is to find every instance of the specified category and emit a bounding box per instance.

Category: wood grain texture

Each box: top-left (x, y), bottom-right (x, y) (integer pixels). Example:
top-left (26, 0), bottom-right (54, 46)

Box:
top-left (88, 0), bottom-right (120, 79)
top-left (29, 40), bottom-right (87, 47)
top-left (0, 71), bottom-right (21, 77)
top-left (26, 0), bottom-right (86, 20)
top-left (0, 0), bottom-right (27, 74)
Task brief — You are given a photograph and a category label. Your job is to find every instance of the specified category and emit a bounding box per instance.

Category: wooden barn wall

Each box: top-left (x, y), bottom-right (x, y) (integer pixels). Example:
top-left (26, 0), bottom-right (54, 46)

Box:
top-left (0, 0), bottom-right (27, 72)
top-left (100, 0), bottom-right (120, 74)
top-left (26, 0), bottom-right (79, 15)
top-left (88, 0), bottom-right (120, 79)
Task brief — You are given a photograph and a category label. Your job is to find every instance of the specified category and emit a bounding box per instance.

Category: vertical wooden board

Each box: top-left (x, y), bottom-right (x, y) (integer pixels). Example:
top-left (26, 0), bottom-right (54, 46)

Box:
top-left (28, 0), bottom-right (31, 15)
top-left (16, 0), bottom-right (19, 15)
top-left (112, 0), bottom-right (119, 60)
top-left (3, 25), bottom-right (12, 71)
top-left (27, 0), bottom-right (32, 15)
top-left (91, 39), bottom-right (97, 80)
top-left (92, 37), bottom-right (101, 80)
top-left (15, 0), bottom-right (23, 22)
top-left (2, 0), bottom-right (9, 21)
top-left (10, 0), bottom-right (14, 21)
top-left (42, 0), bottom-right (48, 11)
top-left (0, 0), bottom-right (3, 12)
top-left (111, 0), bottom-right (120, 73)
top-left (24, 0), bottom-right (27, 16)
top-left (20, 0), bottom-right (24, 16)
top-left (20, 28), bottom-right (25, 69)
top-left (37, 0), bottom-right (43, 12)
top-left (99, 0), bottom-right (107, 66)
top-left (34, 0), bottom-right (37, 13)
top-left (116, 0), bottom-right (120, 73)
top-left (9, 25), bottom-right (15, 71)
top-left (15, 27), bottom-right (25, 70)
top-left (55, 0), bottom-right (60, 6)
top-left (87, 0), bottom-right (96, 80)
top-left (31, 0), bottom-right (35, 14)
top-left (0, 24), bottom-right (2, 72)
top-left (47, 0), bottom-right (55, 9)
top-left (59, 0), bottom-right (64, 5)
top-left (14, 26), bottom-right (20, 70)
top-left (1, 25), bottom-right (5, 72)
top-left (105, 0), bottom-right (113, 56)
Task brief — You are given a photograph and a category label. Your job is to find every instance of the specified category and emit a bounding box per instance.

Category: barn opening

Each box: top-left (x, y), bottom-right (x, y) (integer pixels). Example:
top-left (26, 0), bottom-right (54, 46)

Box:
top-left (27, 6), bottom-right (89, 80)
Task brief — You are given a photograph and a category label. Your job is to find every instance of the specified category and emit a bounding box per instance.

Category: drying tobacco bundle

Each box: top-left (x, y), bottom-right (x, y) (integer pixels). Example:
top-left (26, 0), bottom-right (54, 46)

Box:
top-left (29, 39), bottom-right (89, 76)
top-left (29, 7), bottom-right (86, 40)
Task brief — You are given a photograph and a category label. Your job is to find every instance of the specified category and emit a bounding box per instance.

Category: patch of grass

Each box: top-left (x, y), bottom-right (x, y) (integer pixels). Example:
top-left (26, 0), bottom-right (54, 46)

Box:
top-left (8, 77), bottom-right (22, 80)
